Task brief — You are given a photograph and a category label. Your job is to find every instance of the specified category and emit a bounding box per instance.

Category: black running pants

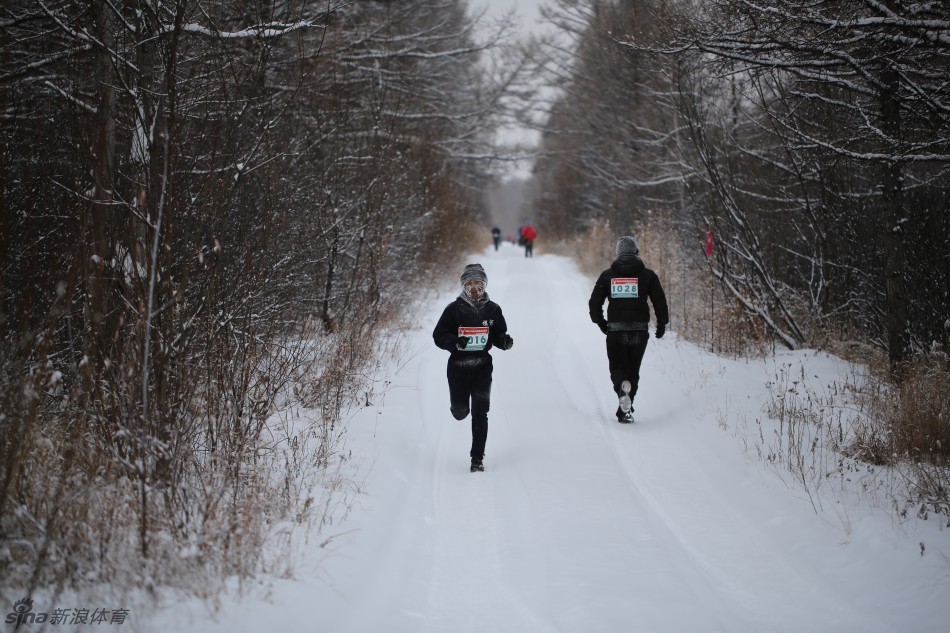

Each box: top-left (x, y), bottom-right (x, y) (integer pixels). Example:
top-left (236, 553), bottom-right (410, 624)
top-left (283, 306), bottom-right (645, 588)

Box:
top-left (447, 356), bottom-right (493, 459)
top-left (605, 330), bottom-right (649, 401)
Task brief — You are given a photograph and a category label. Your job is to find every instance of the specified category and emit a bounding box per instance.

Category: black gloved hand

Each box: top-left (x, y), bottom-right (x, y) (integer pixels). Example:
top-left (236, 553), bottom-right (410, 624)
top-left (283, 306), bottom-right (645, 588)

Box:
top-left (498, 334), bottom-right (514, 350)
top-left (598, 321), bottom-right (610, 335)
top-left (456, 335), bottom-right (469, 349)
top-left (655, 324), bottom-right (666, 339)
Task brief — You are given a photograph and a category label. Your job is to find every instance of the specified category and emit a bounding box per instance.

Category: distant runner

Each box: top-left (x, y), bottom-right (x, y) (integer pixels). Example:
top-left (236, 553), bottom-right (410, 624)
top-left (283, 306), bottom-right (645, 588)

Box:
top-left (520, 224), bottom-right (537, 258)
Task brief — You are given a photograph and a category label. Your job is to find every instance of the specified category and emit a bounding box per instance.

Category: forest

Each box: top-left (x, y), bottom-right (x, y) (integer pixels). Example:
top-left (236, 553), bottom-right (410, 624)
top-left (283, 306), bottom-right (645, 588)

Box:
top-left (2, 0), bottom-right (947, 598)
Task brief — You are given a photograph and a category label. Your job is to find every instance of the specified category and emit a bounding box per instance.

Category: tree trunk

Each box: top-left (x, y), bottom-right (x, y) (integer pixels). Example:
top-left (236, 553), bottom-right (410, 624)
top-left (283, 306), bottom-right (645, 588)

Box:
top-left (0, 57), bottom-right (8, 340)
top-left (880, 63), bottom-right (907, 370)
top-left (321, 229), bottom-right (339, 332)
top-left (87, 0), bottom-right (117, 365)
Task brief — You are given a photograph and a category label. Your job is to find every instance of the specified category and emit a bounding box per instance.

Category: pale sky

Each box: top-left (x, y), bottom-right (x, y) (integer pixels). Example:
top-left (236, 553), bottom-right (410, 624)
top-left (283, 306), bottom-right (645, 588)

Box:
top-left (473, 0), bottom-right (550, 35)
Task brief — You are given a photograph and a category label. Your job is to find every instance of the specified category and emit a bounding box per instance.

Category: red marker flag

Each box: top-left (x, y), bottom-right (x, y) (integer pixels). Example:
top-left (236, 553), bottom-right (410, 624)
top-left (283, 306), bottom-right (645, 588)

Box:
top-left (706, 230), bottom-right (714, 257)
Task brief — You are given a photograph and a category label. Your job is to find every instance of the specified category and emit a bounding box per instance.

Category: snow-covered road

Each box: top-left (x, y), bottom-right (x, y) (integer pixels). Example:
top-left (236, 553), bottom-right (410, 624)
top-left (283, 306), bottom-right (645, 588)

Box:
top-left (164, 244), bottom-right (949, 633)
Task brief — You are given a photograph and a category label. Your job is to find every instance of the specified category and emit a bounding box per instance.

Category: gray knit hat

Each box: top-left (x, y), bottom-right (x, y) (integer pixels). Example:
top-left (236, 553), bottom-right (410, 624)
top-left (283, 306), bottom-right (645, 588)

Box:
top-left (460, 263), bottom-right (487, 285)
top-left (615, 235), bottom-right (640, 257)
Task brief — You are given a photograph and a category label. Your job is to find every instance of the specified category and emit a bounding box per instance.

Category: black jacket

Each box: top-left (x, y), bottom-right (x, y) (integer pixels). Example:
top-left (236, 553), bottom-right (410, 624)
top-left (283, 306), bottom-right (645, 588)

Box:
top-left (589, 256), bottom-right (669, 331)
top-left (433, 295), bottom-right (509, 358)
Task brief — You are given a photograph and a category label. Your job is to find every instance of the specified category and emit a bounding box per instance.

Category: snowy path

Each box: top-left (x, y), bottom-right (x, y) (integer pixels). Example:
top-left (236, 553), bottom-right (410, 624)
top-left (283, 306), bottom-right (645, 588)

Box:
top-left (164, 245), bottom-right (949, 633)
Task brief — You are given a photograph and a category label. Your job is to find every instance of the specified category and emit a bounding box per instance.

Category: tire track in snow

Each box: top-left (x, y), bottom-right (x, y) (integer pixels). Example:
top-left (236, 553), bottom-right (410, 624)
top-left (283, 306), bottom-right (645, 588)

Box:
top-left (497, 250), bottom-right (876, 631)
top-left (483, 250), bottom-right (734, 631)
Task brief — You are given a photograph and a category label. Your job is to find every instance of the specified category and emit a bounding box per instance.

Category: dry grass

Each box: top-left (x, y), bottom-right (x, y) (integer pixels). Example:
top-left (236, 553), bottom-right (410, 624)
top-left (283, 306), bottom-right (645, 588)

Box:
top-left (758, 348), bottom-right (950, 523)
top-left (893, 356), bottom-right (950, 461)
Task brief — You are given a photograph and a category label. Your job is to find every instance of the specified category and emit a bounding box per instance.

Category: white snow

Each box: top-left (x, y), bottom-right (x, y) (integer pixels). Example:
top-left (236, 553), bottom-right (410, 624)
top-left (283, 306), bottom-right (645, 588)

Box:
top-left (156, 244), bottom-right (949, 633)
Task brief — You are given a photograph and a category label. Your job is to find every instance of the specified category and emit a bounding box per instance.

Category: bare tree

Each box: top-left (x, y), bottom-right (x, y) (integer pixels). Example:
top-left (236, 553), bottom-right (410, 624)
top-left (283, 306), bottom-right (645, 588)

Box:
top-left (1, 0), bottom-right (515, 594)
top-left (529, 0), bottom-right (688, 238)
top-left (633, 0), bottom-right (950, 364)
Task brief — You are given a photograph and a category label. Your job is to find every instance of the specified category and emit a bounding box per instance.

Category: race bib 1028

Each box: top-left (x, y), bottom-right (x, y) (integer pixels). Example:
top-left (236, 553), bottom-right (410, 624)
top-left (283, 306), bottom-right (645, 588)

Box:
top-left (459, 326), bottom-right (489, 351)
top-left (610, 277), bottom-right (639, 298)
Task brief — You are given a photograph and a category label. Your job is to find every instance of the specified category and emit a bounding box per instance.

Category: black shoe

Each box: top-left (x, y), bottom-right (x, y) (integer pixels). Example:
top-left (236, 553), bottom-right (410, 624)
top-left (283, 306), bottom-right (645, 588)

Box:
top-left (615, 406), bottom-right (635, 424)
top-left (470, 458), bottom-right (484, 472)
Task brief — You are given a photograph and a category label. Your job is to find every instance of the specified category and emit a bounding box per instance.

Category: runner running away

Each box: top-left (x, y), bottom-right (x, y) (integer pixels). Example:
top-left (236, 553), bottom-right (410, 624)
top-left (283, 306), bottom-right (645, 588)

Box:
top-left (432, 264), bottom-right (514, 471)
top-left (520, 223), bottom-right (537, 258)
top-left (588, 236), bottom-right (669, 423)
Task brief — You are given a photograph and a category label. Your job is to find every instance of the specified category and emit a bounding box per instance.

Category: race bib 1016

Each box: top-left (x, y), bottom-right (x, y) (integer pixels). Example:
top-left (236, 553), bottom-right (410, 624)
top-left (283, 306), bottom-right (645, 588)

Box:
top-left (610, 277), bottom-right (639, 298)
top-left (459, 326), bottom-right (489, 351)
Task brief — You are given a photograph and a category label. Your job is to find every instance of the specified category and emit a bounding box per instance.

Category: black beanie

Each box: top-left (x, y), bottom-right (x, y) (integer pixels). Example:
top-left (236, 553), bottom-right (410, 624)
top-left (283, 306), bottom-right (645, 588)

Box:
top-left (460, 263), bottom-right (487, 285)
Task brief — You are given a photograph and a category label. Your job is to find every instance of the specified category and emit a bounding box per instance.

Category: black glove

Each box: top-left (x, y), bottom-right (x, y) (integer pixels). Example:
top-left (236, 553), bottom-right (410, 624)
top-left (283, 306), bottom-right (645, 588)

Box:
top-left (498, 334), bottom-right (514, 350)
top-left (598, 321), bottom-right (609, 335)
top-left (456, 335), bottom-right (469, 350)
top-left (655, 324), bottom-right (666, 339)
